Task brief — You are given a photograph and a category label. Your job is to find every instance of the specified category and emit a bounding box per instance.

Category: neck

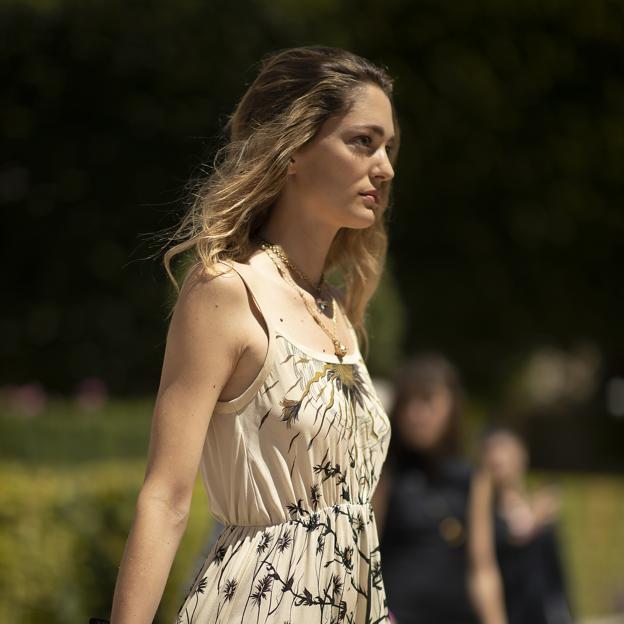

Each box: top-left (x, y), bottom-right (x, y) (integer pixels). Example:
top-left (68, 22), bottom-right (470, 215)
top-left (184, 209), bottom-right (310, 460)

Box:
top-left (256, 194), bottom-right (339, 287)
top-left (396, 445), bottom-right (445, 475)
top-left (498, 479), bottom-right (525, 498)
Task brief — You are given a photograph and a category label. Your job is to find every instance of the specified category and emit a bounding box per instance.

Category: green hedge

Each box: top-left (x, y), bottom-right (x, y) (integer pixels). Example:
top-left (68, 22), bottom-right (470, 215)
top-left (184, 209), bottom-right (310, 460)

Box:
top-left (1, 396), bottom-right (623, 620)
top-left (544, 472), bottom-right (624, 618)
top-left (0, 398), bottom-right (152, 464)
top-left (0, 461), bottom-right (212, 624)
top-left (1, 461), bottom-right (623, 621)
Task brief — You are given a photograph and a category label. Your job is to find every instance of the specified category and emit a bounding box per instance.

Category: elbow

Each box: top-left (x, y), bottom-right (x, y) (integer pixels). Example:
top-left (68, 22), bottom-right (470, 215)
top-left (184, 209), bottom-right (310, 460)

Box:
top-left (137, 485), bottom-right (192, 527)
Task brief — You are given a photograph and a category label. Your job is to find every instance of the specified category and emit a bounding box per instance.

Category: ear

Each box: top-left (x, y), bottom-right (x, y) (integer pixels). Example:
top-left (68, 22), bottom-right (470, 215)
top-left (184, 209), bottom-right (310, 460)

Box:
top-left (288, 156), bottom-right (296, 174)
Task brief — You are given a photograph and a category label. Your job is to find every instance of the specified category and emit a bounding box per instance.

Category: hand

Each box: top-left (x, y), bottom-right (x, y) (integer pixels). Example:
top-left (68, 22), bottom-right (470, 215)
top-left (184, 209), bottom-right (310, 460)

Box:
top-left (531, 485), bottom-right (561, 527)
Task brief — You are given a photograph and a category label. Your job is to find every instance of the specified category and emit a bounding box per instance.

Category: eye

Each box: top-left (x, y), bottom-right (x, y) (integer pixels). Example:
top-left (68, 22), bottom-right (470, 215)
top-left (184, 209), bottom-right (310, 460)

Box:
top-left (354, 134), bottom-right (394, 155)
top-left (353, 134), bottom-right (373, 148)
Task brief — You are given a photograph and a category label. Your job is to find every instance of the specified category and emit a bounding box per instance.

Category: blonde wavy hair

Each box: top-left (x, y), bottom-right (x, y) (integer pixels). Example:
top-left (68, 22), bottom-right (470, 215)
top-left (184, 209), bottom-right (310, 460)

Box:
top-left (160, 45), bottom-right (401, 357)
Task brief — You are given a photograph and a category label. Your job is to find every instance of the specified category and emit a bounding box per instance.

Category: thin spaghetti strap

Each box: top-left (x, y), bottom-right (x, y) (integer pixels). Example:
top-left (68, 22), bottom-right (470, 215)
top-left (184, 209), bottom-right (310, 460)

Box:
top-left (212, 260), bottom-right (276, 414)
top-left (218, 260), bottom-right (274, 336)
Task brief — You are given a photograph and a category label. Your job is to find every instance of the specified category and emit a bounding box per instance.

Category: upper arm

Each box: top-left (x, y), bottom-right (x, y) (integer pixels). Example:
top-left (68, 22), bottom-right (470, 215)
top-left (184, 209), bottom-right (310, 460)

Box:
top-left (138, 262), bottom-right (248, 517)
top-left (467, 469), bottom-right (498, 569)
top-left (467, 470), bottom-right (509, 622)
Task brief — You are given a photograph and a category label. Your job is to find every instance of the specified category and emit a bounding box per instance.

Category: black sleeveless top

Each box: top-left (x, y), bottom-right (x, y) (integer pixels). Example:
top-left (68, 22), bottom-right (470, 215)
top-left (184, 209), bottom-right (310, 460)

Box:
top-left (379, 452), bottom-right (479, 624)
top-left (494, 513), bottom-right (574, 624)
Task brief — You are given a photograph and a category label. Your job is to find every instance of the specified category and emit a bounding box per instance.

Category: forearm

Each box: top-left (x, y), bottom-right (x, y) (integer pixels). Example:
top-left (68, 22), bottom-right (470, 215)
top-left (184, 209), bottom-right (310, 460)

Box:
top-left (468, 565), bottom-right (508, 624)
top-left (110, 494), bottom-right (189, 624)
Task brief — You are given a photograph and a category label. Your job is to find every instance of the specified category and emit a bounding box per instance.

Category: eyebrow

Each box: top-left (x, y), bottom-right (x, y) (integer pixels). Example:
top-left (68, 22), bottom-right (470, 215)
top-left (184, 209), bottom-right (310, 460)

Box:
top-left (349, 124), bottom-right (396, 143)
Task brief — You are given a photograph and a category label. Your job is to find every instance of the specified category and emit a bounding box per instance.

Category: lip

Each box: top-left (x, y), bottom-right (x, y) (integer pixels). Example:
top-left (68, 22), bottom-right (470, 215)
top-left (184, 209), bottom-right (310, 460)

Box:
top-left (359, 189), bottom-right (379, 203)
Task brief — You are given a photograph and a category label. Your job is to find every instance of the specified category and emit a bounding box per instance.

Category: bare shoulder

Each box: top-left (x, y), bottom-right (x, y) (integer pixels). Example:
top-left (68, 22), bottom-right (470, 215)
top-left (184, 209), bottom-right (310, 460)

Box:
top-left (139, 261), bottom-right (252, 516)
top-left (175, 261), bottom-right (248, 322)
top-left (178, 260), bottom-right (246, 305)
top-left (164, 261), bottom-right (250, 378)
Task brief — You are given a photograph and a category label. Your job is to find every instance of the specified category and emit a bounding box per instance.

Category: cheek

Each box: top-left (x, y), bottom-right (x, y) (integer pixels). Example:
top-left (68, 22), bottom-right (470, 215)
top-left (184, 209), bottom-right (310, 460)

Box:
top-left (401, 407), bottom-right (442, 445)
top-left (300, 144), bottom-right (360, 196)
top-left (510, 450), bottom-right (526, 473)
top-left (431, 414), bottom-right (449, 439)
top-left (397, 412), bottom-right (424, 446)
top-left (495, 451), bottom-right (515, 475)
top-left (429, 399), bottom-right (452, 436)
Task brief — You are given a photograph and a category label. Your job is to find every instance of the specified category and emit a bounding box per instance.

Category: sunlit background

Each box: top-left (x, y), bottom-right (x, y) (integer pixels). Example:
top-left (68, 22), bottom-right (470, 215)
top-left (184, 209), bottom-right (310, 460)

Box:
top-left (2, 0), bottom-right (623, 622)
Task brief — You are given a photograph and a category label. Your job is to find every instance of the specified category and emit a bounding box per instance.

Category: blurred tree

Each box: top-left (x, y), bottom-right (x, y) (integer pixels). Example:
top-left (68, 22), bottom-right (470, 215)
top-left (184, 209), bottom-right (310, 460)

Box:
top-left (1, 0), bottom-right (623, 405)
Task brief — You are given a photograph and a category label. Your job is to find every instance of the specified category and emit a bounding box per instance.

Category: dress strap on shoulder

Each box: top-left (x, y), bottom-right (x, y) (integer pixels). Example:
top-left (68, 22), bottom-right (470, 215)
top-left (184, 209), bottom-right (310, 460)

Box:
top-left (212, 259), bottom-right (276, 414)
top-left (217, 260), bottom-right (274, 335)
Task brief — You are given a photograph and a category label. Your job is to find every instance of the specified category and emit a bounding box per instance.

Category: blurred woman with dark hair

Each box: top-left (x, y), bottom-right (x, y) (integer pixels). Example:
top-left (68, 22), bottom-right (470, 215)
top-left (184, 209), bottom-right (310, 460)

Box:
top-left (372, 352), bottom-right (508, 624)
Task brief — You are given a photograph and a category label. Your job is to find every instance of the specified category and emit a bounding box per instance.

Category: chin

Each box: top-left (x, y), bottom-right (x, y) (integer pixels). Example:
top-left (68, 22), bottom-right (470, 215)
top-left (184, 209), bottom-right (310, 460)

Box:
top-left (344, 208), bottom-right (377, 229)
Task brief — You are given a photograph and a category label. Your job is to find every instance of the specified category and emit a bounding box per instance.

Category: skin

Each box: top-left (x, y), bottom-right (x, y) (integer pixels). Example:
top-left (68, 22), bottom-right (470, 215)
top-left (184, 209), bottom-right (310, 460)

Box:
top-left (109, 82), bottom-right (395, 623)
top-left (481, 433), bottom-right (561, 543)
top-left (217, 81), bottom-right (396, 402)
top-left (467, 469), bottom-right (509, 624)
top-left (263, 81), bottom-right (396, 286)
top-left (481, 433), bottom-right (528, 490)
top-left (395, 386), bottom-right (453, 453)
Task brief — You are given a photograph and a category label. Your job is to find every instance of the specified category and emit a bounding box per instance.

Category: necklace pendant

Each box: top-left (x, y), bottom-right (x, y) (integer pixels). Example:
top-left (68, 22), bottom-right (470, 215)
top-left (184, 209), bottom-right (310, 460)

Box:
top-left (334, 341), bottom-right (348, 358)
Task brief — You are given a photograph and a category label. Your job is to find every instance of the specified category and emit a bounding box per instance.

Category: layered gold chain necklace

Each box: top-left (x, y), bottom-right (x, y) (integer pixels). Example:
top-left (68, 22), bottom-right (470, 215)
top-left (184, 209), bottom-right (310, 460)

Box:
top-left (255, 236), bottom-right (349, 359)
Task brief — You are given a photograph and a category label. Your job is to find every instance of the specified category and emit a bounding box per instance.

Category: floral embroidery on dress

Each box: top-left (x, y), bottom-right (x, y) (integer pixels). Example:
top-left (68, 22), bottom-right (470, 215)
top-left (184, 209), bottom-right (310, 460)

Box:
top-left (174, 266), bottom-right (391, 624)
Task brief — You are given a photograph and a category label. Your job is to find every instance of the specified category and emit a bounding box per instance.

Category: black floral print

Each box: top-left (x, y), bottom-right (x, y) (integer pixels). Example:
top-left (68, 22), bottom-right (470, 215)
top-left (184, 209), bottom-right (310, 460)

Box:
top-left (174, 277), bottom-right (391, 624)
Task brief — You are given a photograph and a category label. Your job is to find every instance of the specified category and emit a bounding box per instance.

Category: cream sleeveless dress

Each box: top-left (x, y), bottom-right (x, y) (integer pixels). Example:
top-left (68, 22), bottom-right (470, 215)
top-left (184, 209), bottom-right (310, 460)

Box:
top-left (174, 261), bottom-right (392, 624)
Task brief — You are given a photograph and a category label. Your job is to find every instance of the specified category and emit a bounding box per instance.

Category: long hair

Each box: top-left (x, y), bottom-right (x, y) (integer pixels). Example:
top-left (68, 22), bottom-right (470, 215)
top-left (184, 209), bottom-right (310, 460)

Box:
top-left (158, 45), bottom-right (401, 356)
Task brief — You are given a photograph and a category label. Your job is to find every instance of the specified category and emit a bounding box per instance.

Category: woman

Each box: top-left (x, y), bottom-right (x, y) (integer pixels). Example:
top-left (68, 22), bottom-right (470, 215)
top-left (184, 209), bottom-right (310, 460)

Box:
top-left (479, 427), bottom-right (573, 624)
top-left (372, 353), bottom-right (508, 624)
top-left (108, 45), bottom-right (400, 624)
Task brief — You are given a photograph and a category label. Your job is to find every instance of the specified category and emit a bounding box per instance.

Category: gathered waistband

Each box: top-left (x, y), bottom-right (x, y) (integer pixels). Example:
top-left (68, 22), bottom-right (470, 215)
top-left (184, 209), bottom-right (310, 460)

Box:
top-left (222, 501), bottom-right (373, 529)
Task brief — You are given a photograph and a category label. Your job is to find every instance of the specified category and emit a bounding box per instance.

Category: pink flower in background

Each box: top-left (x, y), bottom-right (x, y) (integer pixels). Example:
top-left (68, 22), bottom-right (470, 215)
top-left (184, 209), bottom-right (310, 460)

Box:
top-left (3, 382), bottom-right (47, 417)
top-left (75, 377), bottom-right (108, 412)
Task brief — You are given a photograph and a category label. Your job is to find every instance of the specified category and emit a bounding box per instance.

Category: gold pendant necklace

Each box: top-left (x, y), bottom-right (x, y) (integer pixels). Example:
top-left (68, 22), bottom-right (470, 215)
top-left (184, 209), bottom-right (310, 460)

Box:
top-left (255, 236), bottom-right (331, 313)
top-left (257, 238), bottom-right (349, 359)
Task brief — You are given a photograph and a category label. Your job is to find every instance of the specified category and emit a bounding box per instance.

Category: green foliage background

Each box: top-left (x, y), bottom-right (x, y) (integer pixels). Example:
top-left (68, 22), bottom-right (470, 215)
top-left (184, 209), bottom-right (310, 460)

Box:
top-left (2, 0), bottom-right (624, 621)
top-left (1, 400), bottom-right (623, 622)
top-left (0, 459), bottom-right (213, 623)
top-left (0, 400), bottom-right (213, 623)
top-left (2, 0), bottom-right (622, 395)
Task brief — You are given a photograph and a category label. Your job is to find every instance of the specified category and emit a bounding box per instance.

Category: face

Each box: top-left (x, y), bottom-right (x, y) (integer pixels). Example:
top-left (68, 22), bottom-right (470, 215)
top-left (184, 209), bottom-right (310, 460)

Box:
top-left (481, 433), bottom-right (528, 487)
top-left (288, 82), bottom-right (396, 229)
top-left (397, 386), bottom-right (454, 452)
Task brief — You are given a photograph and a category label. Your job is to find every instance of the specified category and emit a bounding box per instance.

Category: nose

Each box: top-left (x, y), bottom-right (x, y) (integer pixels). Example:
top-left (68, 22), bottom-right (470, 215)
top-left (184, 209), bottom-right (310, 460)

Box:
top-left (372, 147), bottom-right (395, 182)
